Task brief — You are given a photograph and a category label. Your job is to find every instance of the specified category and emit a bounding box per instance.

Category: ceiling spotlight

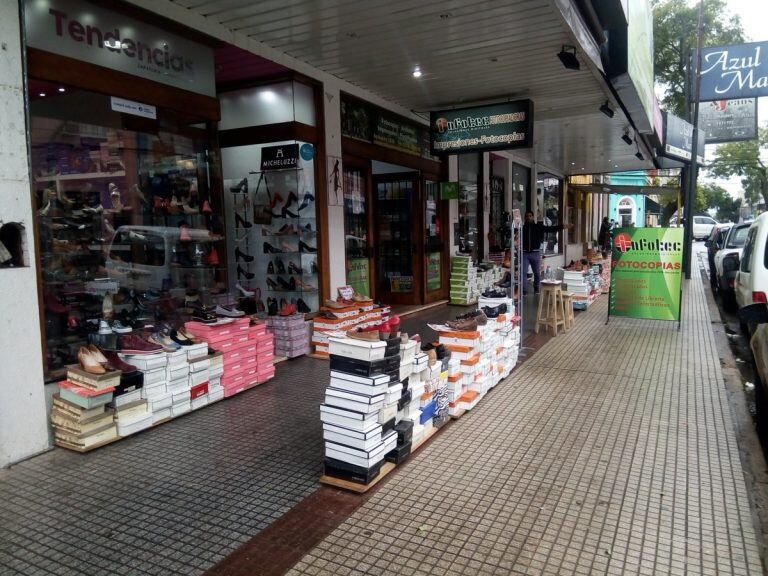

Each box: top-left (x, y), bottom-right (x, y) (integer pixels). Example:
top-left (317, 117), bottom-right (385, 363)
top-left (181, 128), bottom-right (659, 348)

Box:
top-left (38, 92), bottom-right (46, 97)
top-left (635, 151), bottom-right (645, 161)
top-left (557, 45), bottom-right (580, 70)
top-left (599, 100), bottom-right (614, 118)
top-left (57, 87), bottom-right (65, 93)
top-left (621, 131), bottom-right (633, 145)
top-left (412, 66), bottom-right (422, 78)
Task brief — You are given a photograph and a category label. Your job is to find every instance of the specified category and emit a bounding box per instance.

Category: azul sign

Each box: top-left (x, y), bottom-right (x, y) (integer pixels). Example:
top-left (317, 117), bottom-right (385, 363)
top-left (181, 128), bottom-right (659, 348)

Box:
top-left (24, 0), bottom-right (216, 97)
top-left (430, 100), bottom-right (533, 154)
top-left (699, 41), bottom-right (768, 101)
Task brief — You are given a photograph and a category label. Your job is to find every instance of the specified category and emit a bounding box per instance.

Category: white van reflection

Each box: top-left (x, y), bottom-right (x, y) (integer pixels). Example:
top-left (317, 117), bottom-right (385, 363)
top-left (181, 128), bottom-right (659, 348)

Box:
top-left (105, 225), bottom-right (222, 292)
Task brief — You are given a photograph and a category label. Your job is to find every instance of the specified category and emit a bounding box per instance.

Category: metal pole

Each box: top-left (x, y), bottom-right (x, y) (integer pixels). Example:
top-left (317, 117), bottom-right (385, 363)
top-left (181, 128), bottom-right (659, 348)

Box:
top-left (683, 0), bottom-right (705, 280)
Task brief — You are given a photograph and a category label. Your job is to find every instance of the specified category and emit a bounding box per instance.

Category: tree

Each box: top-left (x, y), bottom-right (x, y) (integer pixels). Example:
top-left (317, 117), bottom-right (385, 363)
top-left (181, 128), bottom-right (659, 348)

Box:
top-left (653, 0), bottom-right (743, 118)
top-left (695, 182), bottom-right (741, 222)
top-left (708, 128), bottom-right (768, 209)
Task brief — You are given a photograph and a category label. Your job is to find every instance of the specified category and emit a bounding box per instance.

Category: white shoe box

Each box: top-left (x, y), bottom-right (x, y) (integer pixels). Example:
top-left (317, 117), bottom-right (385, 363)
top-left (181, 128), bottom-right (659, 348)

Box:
top-left (152, 407), bottom-right (172, 424)
top-left (189, 369), bottom-right (210, 387)
top-left (142, 381), bottom-right (167, 400)
top-left (172, 388), bottom-right (191, 404)
top-left (377, 402), bottom-right (398, 424)
top-left (399, 340), bottom-right (417, 363)
top-left (166, 363), bottom-right (189, 382)
top-left (120, 353), bottom-right (166, 371)
top-left (188, 357), bottom-right (211, 373)
top-left (186, 342), bottom-right (208, 360)
top-left (142, 367), bottom-right (167, 386)
top-left (167, 377), bottom-right (189, 395)
top-left (166, 348), bottom-right (188, 367)
top-left (117, 412), bottom-right (153, 437)
top-left (328, 337), bottom-right (387, 361)
top-left (171, 401), bottom-right (191, 417)
top-left (148, 392), bottom-right (173, 412)
top-left (191, 394), bottom-right (209, 410)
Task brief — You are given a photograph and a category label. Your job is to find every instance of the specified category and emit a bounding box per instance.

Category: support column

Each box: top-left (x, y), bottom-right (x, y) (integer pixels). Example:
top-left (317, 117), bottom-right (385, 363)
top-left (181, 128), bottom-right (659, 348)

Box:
top-left (0, 1), bottom-right (50, 467)
top-left (323, 83), bottom-right (346, 295)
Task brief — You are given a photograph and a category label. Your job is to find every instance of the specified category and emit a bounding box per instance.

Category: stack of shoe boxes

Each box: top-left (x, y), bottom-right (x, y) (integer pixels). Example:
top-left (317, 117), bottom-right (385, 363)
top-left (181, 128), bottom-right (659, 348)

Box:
top-left (311, 303), bottom-right (389, 356)
top-left (117, 352), bottom-right (165, 427)
top-left (320, 336), bottom-right (400, 485)
top-left (266, 314), bottom-right (310, 359)
top-left (449, 256), bottom-right (477, 305)
top-left (188, 352), bottom-right (211, 411)
top-left (184, 318), bottom-right (275, 398)
top-left (440, 328), bottom-right (483, 416)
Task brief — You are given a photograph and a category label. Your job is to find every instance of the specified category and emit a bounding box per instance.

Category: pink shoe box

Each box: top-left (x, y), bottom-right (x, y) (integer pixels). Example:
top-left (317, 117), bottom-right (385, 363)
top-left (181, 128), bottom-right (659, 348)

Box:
top-left (216, 334), bottom-right (251, 352)
top-left (256, 340), bottom-right (274, 354)
top-left (184, 320), bottom-right (237, 338)
top-left (257, 365), bottom-right (275, 382)
top-left (273, 325), bottom-right (308, 339)
top-left (248, 323), bottom-right (268, 338)
top-left (257, 350), bottom-right (275, 364)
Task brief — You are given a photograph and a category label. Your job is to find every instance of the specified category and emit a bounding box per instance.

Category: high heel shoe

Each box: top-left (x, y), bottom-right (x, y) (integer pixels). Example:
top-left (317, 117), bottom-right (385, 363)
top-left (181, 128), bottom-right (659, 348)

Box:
top-left (236, 283), bottom-right (254, 297)
top-left (298, 192), bottom-right (315, 211)
top-left (282, 206), bottom-right (298, 218)
top-left (311, 259), bottom-right (318, 274)
top-left (263, 242), bottom-right (281, 254)
top-left (267, 260), bottom-right (275, 274)
top-left (296, 298), bottom-right (311, 314)
top-left (230, 178), bottom-right (248, 194)
top-left (288, 261), bottom-right (301, 275)
top-left (266, 277), bottom-right (279, 290)
top-left (277, 276), bottom-right (291, 290)
top-left (267, 297), bottom-right (278, 316)
top-left (268, 192), bottom-right (284, 210)
top-left (235, 213), bottom-right (252, 229)
top-left (237, 265), bottom-right (254, 280)
top-left (284, 191), bottom-right (299, 208)
top-left (299, 240), bottom-right (317, 253)
top-left (235, 247), bottom-right (254, 262)
top-left (276, 258), bottom-right (286, 274)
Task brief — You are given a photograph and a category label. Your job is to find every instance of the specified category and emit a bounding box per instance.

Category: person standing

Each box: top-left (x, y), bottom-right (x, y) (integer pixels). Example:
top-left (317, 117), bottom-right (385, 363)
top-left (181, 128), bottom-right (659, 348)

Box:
top-left (598, 216), bottom-right (612, 252)
top-left (522, 210), bottom-right (571, 295)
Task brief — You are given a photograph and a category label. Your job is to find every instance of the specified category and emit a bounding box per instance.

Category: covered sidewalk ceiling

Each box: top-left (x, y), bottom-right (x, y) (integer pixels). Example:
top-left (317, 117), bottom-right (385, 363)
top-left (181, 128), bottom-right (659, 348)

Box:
top-left (160, 0), bottom-right (655, 175)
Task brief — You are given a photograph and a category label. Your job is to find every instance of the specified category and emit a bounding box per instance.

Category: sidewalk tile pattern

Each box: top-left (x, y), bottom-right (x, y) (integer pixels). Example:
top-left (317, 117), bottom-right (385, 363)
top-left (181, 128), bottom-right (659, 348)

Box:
top-left (288, 274), bottom-right (763, 575)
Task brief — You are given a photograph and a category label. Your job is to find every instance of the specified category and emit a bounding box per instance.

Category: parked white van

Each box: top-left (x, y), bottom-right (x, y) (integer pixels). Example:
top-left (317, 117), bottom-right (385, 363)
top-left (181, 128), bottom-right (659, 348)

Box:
top-left (735, 213), bottom-right (768, 315)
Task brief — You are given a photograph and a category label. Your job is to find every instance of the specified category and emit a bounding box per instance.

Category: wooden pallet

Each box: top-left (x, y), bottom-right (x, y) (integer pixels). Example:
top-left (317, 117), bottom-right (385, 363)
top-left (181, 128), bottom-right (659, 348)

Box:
top-left (320, 427), bottom-right (438, 493)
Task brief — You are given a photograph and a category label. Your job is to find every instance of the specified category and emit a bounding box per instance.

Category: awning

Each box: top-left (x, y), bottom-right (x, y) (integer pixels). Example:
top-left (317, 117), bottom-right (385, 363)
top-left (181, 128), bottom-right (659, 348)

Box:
top-left (645, 196), bottom-right (662, 215)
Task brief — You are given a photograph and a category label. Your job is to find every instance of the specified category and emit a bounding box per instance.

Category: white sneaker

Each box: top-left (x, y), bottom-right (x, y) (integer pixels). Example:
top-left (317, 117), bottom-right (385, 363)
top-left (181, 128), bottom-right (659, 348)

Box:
top-left (98, 320), bottom-right (113, 335)
top-left (215, 305), bottom-right (245, 318)
top-left (236, 283), bottom-right (254, 297)
top-left (112, 320), bottom-right (133, 333)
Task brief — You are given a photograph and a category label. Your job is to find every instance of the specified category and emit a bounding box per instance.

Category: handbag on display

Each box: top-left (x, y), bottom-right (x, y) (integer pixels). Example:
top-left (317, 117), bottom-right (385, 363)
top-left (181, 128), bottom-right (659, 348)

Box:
top-left (251, 172), bottom-right (273, 225)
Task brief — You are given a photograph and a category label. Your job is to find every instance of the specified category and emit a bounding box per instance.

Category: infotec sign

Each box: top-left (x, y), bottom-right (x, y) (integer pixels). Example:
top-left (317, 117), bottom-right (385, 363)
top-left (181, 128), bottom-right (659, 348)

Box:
top-left (699, 41), bottom-right (768, 101)
top-left (609, 227), bottom-right (683, 322)
top-left (24, 0), bottom-right (215, 97)
top-left (430, 100), bottom-right (533, 154)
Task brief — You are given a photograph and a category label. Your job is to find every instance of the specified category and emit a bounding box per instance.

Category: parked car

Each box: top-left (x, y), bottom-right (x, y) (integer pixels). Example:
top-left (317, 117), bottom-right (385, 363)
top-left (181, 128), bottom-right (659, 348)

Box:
top-left (705, 223), bottom-right (732, 288)
top-left (735, 214), bottom-right (768, 328)
top-left (740, 303), bottom-right (768, 397)
top-left (693, 215), bottom-right (718, 240)
top-left (713, 222), bottom-right (751, 308)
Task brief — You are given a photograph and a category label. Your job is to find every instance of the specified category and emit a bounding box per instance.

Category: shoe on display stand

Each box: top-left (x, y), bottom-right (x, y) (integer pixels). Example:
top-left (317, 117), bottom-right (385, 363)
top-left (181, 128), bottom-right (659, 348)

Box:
top-left (299, 240), bottom-right (317, 253)
top-left (215, 304), bottom-right (245, 318)
top-left (235, 212), bottom-right (252, 229)
top-left (77, 346), bottom-right (106, 375)
top-left (276, 258), bottom-right (286, 274)
top-left (237, 265), bottom-right (255, 280)
top-left (235, 247), bottom-right (254, 262)
top-left (263, 242), bottom-right (281, 254)
top-left (236, 283), bottom-right (254, 297)
top-left (111, 320), bottom-right (133, 334)
top-left (267, 261), bottom-right (275, 274)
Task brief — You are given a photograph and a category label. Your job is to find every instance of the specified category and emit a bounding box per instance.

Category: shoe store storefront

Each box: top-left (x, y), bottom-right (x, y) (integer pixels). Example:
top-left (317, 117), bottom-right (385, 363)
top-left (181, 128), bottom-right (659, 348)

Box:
top-left (339, 94), bottom-right (449, 306)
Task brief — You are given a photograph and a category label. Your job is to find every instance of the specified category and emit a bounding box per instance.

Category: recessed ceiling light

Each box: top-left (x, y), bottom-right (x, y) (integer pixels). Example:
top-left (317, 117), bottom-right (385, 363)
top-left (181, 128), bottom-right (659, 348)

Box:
top-left (614, 164), bottom-right (618, 168)
top-left (39, 92), bottom-right (46, 97)
top-left (58, 87), bottom-right (65, 92)
top-left (440, 12), bottom-right (453, 19)
top-left (412, 66), bottom-right (422, 78)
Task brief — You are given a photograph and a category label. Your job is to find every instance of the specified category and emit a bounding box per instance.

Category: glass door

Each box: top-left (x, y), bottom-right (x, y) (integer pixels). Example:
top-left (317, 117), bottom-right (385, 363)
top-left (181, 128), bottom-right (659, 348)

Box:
top-left (343, 166), bottom-right (371, 297)
top-left (424, 180), bottom-right (446, 303)
top-left (373, 175), bottom-right (420, 305)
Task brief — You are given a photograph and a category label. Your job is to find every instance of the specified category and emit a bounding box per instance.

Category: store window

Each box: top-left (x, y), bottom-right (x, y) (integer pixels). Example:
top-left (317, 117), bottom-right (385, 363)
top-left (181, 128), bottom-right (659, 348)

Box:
top-left (456, 154), bottom-right (480, 260)
top-left (31, 85), bottom-right (221, 379)
top-left (488, 175), bottom-right (505, 252)
top-left (424, 180), bottom-right (442, 292)
top-left (537, 173), bottom-right (562, 255)
top-left (343, 167), bottom-right (370, 296)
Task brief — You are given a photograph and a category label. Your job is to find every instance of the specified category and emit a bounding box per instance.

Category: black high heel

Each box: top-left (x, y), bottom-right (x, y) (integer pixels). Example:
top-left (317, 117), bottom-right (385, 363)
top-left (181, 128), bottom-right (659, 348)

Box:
top-left (299, 240), bottom-right (317, 253)
top-left (237, 265), bottom-right (254, 280)
top-left (311, 259), bottom-right (318, 274)
top-left (298, 192), bottom-right (315, 211)
top-left (263, 242), bottom-right (281, 254)
top-left (266, 277), bottom-right (278, 290)
top-left (282, 206), bottom-right (298, 218)
top-left (267, 261), bottom-right (275, 274)
top-left (288, 261), bottom-right (301, 274)
top-left (276, 258), bottom-right (286, 274)
top-left (230, 178), bottom-right (248, 194)
top-left (297, 298), bottom-right (311, 313)
top-left (235, 247), bottom-right (254, 262)
top-left (285, 191), bottom-right (299, 208)
top-left (288, 276), bottom-right (297, 291)
top-left (277, 276), bottom-right (291, 290)
top-left (267, 297), bottom-right (278, 316)
top-left (235, 213), bottom-right (252, 228)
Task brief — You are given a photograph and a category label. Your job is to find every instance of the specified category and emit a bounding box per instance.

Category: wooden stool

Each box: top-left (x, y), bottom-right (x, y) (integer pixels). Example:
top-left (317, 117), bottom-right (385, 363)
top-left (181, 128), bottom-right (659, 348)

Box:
top-left (535, 281), bottom-right (566, 335)
top-left (561, 292), bottom-right (575, 331)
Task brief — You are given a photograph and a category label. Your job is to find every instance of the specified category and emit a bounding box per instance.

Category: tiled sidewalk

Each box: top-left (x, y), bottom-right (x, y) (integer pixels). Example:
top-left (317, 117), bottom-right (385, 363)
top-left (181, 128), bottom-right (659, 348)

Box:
top-left (288, 273), bottom-right (763, 575)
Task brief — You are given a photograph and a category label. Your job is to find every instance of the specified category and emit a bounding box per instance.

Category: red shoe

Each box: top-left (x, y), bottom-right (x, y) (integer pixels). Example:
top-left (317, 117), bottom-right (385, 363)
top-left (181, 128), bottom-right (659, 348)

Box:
top-left (388, 315), bottom-right (401, 334)
top-left (179, 224), bottom-right (192, 242)
top-left (202, 200), bottom-right (212, 213)
top-left (204, 246), bottom-right (219, 266)
top-left (45, 290), bottom-right (69, 314)
top-left (279, 302), bottom-right (297, 316)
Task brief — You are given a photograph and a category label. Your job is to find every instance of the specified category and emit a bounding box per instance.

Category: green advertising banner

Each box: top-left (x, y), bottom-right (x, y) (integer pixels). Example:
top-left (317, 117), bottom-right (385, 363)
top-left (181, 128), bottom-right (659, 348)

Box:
top-left (440, 181), bottom-right (459, 200)
top-left (609, 227), bottom-right (683, 321)
top-left (347, 258), bottom-right (370, 297)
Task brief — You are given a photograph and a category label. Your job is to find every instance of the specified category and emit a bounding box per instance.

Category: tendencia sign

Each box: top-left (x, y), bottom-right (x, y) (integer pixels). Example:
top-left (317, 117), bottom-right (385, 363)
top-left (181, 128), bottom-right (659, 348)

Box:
top-left (609, 228), bottom-right (683, 322)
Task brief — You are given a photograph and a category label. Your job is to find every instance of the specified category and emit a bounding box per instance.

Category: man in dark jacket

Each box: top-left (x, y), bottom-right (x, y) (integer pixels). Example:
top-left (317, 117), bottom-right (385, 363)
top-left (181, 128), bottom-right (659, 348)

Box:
top-left (522, 210), bottom-right (570, 294)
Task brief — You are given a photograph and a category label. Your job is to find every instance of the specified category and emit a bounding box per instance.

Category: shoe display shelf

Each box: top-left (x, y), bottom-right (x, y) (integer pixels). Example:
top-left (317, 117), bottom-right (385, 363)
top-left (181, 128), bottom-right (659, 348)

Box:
top-left (449, 256), bottom-right (504, 305)
top-left (265, 314), bottom-right (310, 359)
top-left (50, 342), bottom-right (226, 453)
top-left (184, 318), bottom-right (275, 397)
top-left (310, 302), bottom-right (390, 357)
top-left (227, 166), bottom-right (319, 317)
top-left (560, 264), bottom-right (604, 311)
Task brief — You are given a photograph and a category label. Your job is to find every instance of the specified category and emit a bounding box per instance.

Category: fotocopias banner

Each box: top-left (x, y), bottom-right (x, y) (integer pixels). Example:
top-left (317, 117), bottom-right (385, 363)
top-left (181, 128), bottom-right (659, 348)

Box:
top-left (609, 227), bottom-right (683, 321)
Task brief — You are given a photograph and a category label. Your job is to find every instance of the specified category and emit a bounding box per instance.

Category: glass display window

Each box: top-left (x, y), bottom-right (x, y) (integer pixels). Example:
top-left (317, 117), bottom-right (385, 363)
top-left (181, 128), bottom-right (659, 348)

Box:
top-left (537, 173), bottom-right (562, 256)
top-left (30, 83), bottom-right (222, 379)
top-left (457, 153), bottom-right (480, 260)
top-left (221, 141), bottom-right (318, 316)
